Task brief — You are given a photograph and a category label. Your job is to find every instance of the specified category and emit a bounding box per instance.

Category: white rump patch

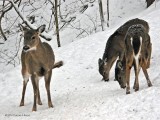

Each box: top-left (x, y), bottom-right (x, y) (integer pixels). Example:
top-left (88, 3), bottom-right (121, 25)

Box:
top-left (134, 36), bottom-right (142, 68)
top-left (130, 37), bottom-right (133, 46)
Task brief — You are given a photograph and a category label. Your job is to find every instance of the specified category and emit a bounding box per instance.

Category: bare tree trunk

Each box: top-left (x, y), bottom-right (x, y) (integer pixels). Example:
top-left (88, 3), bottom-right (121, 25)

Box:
top-left (107, 0), bottom-right (109, 27)
top-left (59, 0), bottom-right (63, 20)
top-left (98, 0), bottom-right (104, 31)
top-left (55, 0), bottom-right (61, 47)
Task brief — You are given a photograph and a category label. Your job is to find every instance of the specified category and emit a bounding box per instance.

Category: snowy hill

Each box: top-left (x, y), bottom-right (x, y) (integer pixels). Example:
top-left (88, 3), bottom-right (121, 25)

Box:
top-left (1, 1), bottom-right (160, 120)
top-left (0, 0), bottom-right (147, 72)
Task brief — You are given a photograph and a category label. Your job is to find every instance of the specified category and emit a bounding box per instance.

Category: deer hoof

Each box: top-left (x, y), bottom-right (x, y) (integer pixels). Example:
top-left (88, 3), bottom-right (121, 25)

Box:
top-left (104, 79), bottom-right (109, 82)
top-left (135, 88), bottom-right (139, 92)
top-left (148, 82), bottom-right (153, 87)
top-left (38, 101), bottom-right (42, 105)
top-left (126, 91), bottom-right (130, 94)
top-left (19, 102), bottom-right (24, 106)
top-left (32, 107), bottom-right (37, 112)
top-left (38, 102), bottom-right (42, 105)
top-left (48, 102), bottom-right (54, 108)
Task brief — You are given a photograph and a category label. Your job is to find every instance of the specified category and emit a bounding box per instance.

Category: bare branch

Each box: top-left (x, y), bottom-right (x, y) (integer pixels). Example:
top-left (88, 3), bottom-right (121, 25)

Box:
top-left (85, 14), bottom-right (97, 33)
top-left (0, 0), bottom-right (21, 41)
top-left (9, 0), bottom-right (52, 41)
top-left (69, 23), bottom-right (89, 36)
top-left (0, 2), bottom-right (13, 41)
top-left (0, 12), bottom-right (7, 41)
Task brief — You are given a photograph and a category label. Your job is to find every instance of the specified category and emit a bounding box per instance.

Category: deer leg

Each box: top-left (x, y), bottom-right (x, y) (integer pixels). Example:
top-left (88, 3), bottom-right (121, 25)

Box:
top-left (142, 66), bottom-right (152, 87)
top-left (31, 75), bottom-right (37, 111)
top-left (44, 70), bottom-right (53, 108)
top-left (133, 61), bottom-right (140, 92)
top-left (133, 67), bottom-right (141, 89)
top-left (134, 70), bottom-right (139, 92)
top-left (36, 78), bottom-right (42, 105)
top-left (126, 66), bottom-right (131, 94)
top-left (20, 79), bottom-right (29, 106)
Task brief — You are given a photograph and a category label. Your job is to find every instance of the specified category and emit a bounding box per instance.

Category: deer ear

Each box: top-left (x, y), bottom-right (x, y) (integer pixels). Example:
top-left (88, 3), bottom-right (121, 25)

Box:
top-left (117, 60), bottom-right (123, 70)
top-left (104, 58), bottom-right (107, 65)
top-left (19, 24), bottom-right (29, 32)
top-left (98, 58), bottom-right (102, 65)
top-left (37, 24), bottom-right (46, 33)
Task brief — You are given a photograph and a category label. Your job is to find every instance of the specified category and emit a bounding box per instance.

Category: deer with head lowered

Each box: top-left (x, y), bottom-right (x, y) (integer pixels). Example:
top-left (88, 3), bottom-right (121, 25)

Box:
top-left (115, 24), bottom-right (152, 94)
top-left (19, 25), bottom-right (63, 111)
top-left (98, 18), bottom-right (149, 82)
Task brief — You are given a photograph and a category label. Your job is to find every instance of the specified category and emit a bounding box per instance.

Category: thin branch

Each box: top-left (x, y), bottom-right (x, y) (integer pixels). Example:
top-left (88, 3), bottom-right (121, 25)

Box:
top-left (48, 0), bottom-right (55, 7)
top-left (85, 14), bottom-right (97, 33)
top-left (6, 34), bottom-right (22, 66)
top-left (9, 0), bottom-right (52, 41)
top-left (48, 8), bottom-right (54, 31)
top-left (69, 23), bottom-right (89, 36)
top-left (0, 2), bottom-right (13, 41)
top-left (0, 12), bottom-right (8, 41)
top-left (0, 0), bottom-right (20, 41)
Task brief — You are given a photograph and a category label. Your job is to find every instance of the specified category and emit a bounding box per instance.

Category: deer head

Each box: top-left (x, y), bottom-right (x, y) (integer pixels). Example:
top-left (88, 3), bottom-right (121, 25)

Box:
top-left (115, 60), bottom-right (126, 89)
top-left (98, 58), bottom-right (110, 81)
top-left (20, 25), bottom-right (46, 52)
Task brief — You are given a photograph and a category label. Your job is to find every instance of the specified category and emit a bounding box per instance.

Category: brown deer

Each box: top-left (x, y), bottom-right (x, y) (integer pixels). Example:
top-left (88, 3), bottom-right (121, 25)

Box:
top-left (115, 24), bottom-right (152, 94)
top-left (19, 25), bottom-right (63, 111)
top-left (98, 18), bottom-right (149, 82)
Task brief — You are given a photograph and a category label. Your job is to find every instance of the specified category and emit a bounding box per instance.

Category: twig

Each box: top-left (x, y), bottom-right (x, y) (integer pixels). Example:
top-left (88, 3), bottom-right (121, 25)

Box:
top-left (9, 0), bottom-right (52, 41)
top-left (69, 23), bottom-right (89, 36)
top-left (0, 0), bottom-right (20, 41)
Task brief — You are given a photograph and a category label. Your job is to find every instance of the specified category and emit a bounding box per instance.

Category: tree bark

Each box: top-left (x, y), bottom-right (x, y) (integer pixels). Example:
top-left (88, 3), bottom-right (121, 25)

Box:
top-left (107, 0), bottom-right (109, 27)
top-left (98, 0), bottom-right (104, 31)
top-left (55, 0), bottom-right (61, 47)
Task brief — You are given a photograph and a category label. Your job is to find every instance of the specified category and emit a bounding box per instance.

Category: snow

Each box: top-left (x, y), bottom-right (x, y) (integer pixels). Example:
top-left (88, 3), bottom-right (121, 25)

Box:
top-left (1, 0), bottom-right (160, 120)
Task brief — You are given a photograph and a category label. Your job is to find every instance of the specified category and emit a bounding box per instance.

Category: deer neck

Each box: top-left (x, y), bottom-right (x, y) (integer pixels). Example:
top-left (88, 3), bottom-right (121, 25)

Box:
top-left (29, 39), bottom-right (45, 56)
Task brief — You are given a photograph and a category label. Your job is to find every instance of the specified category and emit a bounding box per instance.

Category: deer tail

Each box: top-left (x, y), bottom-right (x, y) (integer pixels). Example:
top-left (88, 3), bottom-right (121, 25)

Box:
top-left (53, 61), bottom-right (63, 69)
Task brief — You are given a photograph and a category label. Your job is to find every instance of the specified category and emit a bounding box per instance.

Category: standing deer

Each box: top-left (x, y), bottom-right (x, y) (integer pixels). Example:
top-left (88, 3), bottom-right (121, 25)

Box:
top-left (98, 18), bottom-right (149, 81)
top-left (19, 25), bottom-right (63, 111)
top-left (115, 24), bottom-right (152, 94)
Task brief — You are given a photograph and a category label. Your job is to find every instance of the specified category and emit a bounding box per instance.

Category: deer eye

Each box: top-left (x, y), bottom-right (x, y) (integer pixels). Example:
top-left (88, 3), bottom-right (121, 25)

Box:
top-left (118, 77), bottom-right (121, 80)
top-left (31, 36), bottom-right (35, 40)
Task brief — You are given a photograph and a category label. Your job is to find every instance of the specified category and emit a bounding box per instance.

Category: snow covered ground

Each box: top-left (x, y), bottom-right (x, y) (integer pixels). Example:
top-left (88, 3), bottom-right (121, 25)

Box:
top-left (1, 1), bottom-right (160, 120)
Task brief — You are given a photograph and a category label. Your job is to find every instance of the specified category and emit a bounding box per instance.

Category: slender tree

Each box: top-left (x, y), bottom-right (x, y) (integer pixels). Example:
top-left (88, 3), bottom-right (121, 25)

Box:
top-left (55, 0), bottom-right (61, 47)
top-left (98, 0), bottom-right (104, 31)
top-left (107, 0), bottom-right (109, 27)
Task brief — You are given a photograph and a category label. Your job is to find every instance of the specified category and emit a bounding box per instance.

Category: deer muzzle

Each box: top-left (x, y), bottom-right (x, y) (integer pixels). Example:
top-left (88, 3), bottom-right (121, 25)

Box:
top-left (23, 45), bottom-right (30, 51)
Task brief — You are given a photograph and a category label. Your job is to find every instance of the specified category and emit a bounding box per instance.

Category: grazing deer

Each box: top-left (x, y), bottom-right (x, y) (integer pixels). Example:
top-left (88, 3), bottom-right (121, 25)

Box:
top-left (98, 18), bottom-right (149, 81)
top-left (115, 24), bottom-right (152, 94)
top-left (19, 25), bottom-right (63, 111)
top-left (115, 59), bottom-right (126, 89)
